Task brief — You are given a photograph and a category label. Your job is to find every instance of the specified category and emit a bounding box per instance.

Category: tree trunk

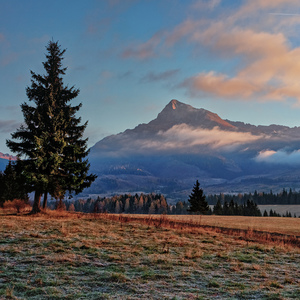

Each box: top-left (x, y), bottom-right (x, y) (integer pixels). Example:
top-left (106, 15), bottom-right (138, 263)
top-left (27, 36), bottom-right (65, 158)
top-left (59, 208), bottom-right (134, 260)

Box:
top-left (42, 192), bottom-right (48, 209)
top-left (31, 190), bottom-right (42, 214)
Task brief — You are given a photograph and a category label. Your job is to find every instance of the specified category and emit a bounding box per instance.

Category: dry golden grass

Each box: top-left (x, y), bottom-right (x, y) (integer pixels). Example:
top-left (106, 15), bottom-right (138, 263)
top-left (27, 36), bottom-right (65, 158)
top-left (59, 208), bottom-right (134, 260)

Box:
top-left (0, 211), bottom-right (299, 299)
top-left (123, 214), bottom-right (300, 236)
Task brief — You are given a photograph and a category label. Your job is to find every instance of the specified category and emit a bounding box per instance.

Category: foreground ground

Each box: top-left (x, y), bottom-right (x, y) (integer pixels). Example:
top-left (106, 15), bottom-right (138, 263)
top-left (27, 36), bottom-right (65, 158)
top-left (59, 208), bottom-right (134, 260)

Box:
top-left (0, 213), bottom-right (299, 299)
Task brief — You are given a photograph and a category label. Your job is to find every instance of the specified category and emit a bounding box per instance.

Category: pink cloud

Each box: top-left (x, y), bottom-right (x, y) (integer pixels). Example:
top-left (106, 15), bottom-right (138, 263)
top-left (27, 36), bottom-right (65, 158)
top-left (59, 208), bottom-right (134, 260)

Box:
top-left (179, 2), bottom-right (300, 103)
top-left (181, 71), bottom-right (260, 99)
top-left (121, 0), bottom-right (300, 103)
top-left (122, 31), bottom-right (165, 60)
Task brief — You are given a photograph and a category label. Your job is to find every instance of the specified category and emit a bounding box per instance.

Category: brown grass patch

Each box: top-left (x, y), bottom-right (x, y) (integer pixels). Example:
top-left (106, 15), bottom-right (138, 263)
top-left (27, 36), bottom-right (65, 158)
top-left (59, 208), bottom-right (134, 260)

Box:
top-left (0, 212), bottom-right (299, 299)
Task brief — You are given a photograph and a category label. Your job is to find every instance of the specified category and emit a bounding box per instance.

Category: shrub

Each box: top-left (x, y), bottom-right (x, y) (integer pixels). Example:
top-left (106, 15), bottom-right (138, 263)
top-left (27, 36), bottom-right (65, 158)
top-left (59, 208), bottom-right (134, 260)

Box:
top-left (3, 199), bottom-right (31, 213)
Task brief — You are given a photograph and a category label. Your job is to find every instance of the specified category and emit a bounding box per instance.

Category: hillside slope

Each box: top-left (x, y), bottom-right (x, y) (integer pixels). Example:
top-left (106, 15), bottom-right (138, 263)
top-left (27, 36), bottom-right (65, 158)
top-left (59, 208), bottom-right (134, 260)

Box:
top-left (87, 100), bottom-right (300, 200)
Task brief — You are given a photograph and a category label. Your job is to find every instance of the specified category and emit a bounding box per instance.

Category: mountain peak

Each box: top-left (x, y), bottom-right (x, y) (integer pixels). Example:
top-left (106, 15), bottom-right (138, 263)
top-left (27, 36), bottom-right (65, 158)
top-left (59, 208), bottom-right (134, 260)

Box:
top-left (169, 99), bottom-right (186, 110)
top-left (156, 99), bottom-right (235, 130)
top-left (171, 99), bottom-right (177, 109)
top-left (165, 99), bottom-right (193, 111)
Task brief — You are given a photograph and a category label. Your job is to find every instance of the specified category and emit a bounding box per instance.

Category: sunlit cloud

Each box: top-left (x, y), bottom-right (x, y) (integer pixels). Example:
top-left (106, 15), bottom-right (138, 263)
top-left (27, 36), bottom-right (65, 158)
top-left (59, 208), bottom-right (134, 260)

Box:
top-left (182, 10), bottom-right (300, 102)
top-left (0, 120), bottom-right (21, 133)
top-left (119, 125), bottom-right (264, 153)
top-left (92, 124), bottom-right (267, 156)
top-left (255, 149), bottom-right (300, 164)
top-left (122, 0), bottom-right (300, 104)
top-left (156, 124), bottom-right (265, 150)
top-left (180, 71), bottom-right (260, 99)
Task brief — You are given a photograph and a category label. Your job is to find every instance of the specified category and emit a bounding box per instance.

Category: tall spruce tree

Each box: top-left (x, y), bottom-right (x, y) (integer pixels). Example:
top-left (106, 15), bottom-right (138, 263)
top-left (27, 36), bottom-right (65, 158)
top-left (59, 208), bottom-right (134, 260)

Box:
top-left (7, 41), bottom-right (96, 213)
top-left (187, 180), bottom-right (209, 214)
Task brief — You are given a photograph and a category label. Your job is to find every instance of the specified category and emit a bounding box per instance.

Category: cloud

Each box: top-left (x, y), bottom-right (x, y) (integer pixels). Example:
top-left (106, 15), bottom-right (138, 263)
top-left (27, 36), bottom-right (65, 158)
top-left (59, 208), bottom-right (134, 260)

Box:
top-left (0, 120), bottom-right (21, 133)
top-left (255, 149), bottom-right (300, 164)
top-left (180, 71), bottom-right (260, 99)
top-left (183, 14), bottom-right (300, 102)
top-left (141, 69), bottom-right (179, 83)
top-left (118, 125), bottom-right (264, 154)
top-left (94, 124), bottom-right (266, 157)
top-left (155, 124), bottom-right (264, 150)
top-left (0, 106), bottom-right (19, 113)
top-left (191, 0), bottom-right (221, 11)
top-left (121, 0), bottom-right (300, 104)
top-left (122, 31), bottom-right (165, 60)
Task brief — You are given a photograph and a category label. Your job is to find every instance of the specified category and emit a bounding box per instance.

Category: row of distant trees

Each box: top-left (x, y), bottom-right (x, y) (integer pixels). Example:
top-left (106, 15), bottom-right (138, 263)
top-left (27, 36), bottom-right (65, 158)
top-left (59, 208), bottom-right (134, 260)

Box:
top-left (1, 168), bottom-right (297, 217)
top-left (48, 194), bottom-right (169, 214)
top-left (206, 189), bottom-right (300, 205)
top-left (44, 194), bottom-right (296, 217)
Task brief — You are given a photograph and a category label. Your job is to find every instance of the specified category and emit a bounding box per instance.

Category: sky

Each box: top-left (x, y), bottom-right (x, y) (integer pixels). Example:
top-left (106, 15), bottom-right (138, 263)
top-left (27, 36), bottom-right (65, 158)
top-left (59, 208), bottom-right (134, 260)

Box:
top-left (1, 0), bottom-right (300, 154)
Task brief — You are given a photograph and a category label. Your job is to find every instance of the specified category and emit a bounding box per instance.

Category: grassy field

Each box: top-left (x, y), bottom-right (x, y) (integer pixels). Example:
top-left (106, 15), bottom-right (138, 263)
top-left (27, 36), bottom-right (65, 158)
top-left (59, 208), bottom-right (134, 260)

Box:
top-left (121, 214), bottom-right (300, 236)
top-left (0, 212), bottom-right (299, 299)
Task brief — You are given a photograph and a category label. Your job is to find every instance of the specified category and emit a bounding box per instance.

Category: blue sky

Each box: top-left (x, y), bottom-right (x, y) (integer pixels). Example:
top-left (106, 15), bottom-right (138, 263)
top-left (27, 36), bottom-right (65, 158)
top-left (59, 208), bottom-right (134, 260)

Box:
top-left (1, 0), bottom-right (300, 153)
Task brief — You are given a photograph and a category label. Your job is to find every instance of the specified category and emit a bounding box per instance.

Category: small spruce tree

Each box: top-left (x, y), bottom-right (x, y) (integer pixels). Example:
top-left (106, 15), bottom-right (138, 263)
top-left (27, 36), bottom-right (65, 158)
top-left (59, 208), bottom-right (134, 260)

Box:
top-left (213, 199), bottom-right (223, 215)
top-left (0, 160), bottom-right (29, 207)
top-left (187, 180), bottom-right (209, 214)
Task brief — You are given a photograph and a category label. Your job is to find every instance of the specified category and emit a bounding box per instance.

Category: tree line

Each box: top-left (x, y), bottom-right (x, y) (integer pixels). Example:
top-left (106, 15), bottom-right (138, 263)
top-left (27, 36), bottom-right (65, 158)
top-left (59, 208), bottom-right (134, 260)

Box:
top-left (49, 194), bottom-right (169, 214)
top-left (206, 189), bottom-right (300, 205)
top-left (44, 194), bottom-right (295, 217)
top-left (1, 169), bottom-right (297, 217)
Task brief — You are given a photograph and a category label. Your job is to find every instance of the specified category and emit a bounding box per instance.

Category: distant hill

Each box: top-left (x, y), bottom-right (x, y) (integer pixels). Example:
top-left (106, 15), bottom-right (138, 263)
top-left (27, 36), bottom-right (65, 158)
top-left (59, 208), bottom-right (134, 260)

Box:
top-left (87, 99), bottom-right (300, 201)
top-left (0, 152), bottom-right (17, 171)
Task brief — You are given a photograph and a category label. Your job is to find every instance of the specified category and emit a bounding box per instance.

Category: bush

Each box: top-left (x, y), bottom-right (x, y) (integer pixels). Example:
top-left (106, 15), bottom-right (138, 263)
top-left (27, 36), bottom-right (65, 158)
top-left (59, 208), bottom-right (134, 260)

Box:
top-left (3, 199), bottom-right (31, 213)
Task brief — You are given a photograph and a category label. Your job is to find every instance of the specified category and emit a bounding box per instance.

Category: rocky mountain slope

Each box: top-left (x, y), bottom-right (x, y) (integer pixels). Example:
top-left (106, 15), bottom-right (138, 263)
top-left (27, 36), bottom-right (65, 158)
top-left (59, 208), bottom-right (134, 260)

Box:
top-left (86, 100), bottom-right (300, 200)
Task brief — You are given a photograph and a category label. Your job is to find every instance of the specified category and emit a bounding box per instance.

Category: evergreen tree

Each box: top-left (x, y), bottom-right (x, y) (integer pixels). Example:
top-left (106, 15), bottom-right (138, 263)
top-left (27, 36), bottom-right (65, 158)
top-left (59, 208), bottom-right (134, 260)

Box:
top-left (187, 180), bottom-right (209, 214)
top-left (0, 171), bottom-right (4, 207)
top-left (0, 160), bottom-right (29, 207)
top-left (223, 201), bottom-right (230, 215)
top-left (6, 41), bottom-right (96, 213)
top-left (213, 199), bottom-right (223, 215)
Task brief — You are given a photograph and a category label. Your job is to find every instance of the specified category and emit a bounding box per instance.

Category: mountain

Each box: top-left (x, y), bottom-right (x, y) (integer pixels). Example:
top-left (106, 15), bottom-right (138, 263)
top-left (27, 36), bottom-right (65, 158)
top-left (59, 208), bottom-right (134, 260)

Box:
top-left (87, 99), bottom-right (300, 202)
top-left (0, 152), bottom-right (17, 171)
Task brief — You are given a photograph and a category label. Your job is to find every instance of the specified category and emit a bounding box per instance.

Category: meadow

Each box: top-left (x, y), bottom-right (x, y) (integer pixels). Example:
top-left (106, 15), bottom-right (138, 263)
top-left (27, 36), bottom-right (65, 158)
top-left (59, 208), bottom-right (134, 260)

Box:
top-left (0, 212), bottom-right (299, 299)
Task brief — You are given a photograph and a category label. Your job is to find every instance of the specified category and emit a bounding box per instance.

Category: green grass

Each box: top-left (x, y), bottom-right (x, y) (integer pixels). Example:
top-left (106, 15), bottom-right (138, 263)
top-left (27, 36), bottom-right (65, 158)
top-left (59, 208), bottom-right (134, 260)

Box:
top-left (0, 213), bottom-right (299, 299)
